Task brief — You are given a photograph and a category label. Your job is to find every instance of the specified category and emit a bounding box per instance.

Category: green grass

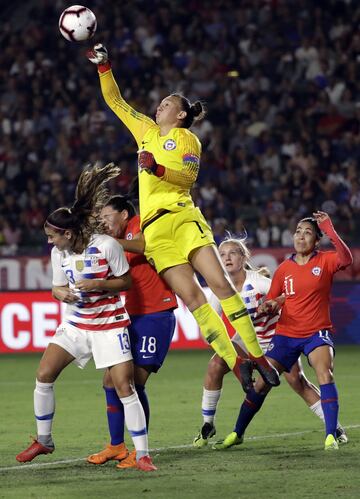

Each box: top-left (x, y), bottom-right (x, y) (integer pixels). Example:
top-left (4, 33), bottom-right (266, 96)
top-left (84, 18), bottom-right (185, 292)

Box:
top-left (1, 347), bottom-right (359, 499)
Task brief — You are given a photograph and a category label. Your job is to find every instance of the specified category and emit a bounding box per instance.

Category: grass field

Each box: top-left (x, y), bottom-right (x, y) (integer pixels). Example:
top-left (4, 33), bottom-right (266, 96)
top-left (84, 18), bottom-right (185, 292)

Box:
top-left (1, 347), bottom-right (360, 499)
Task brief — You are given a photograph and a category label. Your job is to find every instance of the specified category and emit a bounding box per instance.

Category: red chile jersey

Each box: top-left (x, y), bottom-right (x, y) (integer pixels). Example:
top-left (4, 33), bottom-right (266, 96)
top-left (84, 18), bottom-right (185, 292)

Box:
top-left (266, 251), bottom-right (340, 338)
top-left (123, 216), bottom-right (177, 315)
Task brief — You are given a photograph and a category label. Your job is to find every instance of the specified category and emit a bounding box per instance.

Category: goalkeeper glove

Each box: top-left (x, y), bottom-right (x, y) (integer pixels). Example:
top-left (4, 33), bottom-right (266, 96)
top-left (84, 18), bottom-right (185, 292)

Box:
top-left (87, 43), bottom-right (108, 64)
top-left (138, 151), bottom-right (165, 177)
top-left (87, 43), bottom-right (111, 73)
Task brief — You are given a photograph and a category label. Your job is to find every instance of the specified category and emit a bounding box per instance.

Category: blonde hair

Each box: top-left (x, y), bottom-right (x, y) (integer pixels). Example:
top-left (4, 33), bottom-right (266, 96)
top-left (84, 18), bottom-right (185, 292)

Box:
top-left (219, 237), bottom-right (256, 271)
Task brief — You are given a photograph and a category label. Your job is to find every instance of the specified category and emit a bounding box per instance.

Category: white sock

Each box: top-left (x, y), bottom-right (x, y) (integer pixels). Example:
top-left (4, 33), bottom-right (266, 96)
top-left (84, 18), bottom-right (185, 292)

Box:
top-left (121, 392), bottom-right (148, 460)
top-left (309, 400), bottom-right (341, 430)
top-left (34, 379), bottom-right (55, 445)
top-left (202, 388), bottom-right (222, 424)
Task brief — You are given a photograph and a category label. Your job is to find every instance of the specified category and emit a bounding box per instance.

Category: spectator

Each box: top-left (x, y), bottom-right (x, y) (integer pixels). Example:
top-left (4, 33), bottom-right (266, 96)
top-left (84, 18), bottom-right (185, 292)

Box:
top-left (0, 0), bottom-right (359, 253)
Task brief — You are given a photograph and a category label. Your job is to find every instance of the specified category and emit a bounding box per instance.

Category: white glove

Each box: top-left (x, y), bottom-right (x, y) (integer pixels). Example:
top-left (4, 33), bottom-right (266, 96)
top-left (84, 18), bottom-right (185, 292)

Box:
top-left (87, 44), bottom-right (108, 65)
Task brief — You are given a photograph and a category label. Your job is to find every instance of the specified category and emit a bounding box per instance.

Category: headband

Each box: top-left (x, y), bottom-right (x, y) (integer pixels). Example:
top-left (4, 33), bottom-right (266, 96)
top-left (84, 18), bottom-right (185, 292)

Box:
top-left (45, 220), bottom-right (68, 231)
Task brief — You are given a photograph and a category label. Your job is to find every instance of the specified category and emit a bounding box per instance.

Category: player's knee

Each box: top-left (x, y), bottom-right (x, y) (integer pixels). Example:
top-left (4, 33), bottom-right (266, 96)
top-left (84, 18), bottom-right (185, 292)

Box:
top-left (208, 356), bottom-right (228, 380)
top-left (207, 274), bottom-right (234, 300)
top-left (285, 371), bottom-right (304, 394)
top-left (183, 288), bottom-right (206, 311)
top-left (103, 368), bottom-right (114, 388)
top-left (36, 366), bottom-right (57, 383)
top-left (113, 378), bottom-right (135, 398)
top-left (316, 367), bottom-right (334, 385)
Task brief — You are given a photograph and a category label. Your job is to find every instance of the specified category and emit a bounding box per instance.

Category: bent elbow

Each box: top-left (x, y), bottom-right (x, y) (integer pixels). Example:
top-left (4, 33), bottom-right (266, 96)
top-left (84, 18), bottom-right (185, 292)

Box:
top-left (123, 274), bottom-right (132, 291)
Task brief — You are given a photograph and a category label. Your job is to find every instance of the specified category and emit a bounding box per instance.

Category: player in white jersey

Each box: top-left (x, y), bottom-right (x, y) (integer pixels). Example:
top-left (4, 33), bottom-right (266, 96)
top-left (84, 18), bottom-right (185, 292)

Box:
top-left (193, 237), bottom-right (347, 448)
top-left (16, 163), bottom-right (156, 471)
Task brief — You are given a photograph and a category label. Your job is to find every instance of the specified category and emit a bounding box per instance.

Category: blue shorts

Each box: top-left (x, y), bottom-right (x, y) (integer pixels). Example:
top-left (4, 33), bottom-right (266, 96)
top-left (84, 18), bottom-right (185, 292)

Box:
top-left (265, 330), bottom-right (335, 372)
top-left (128, 310), bottom-right (176, 373)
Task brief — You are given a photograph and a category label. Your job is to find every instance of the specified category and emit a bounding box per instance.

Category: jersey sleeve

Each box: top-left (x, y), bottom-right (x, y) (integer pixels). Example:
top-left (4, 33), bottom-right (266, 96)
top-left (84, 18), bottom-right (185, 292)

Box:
top-left (324, 251), bottom-right (342, 274)
top-left (266, 267), bottom-right (283, 300)
top-left (51, 248), bottom-right (68, 286)
top-left (99, 69), bottom-right (155, 148)
top-left (317, 217), bottom-right (353, 271)
top-left (103, 237), bottom-right (130, 277)
top-left (256, 274), bottom-right (271, 296)
top-left (162, 129), bottom-right (201, 189)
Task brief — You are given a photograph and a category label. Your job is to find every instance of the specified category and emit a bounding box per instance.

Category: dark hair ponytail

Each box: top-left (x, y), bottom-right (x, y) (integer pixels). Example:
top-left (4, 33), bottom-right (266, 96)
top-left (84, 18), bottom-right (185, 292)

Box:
top-left (45, 162), bottom-right (121, 251)
top-left (104, 175), bottom-right (138, 218)
top-left (104, 196), bottom-right (136, 218)
top-left (171, 93), bottom-right (206, 128)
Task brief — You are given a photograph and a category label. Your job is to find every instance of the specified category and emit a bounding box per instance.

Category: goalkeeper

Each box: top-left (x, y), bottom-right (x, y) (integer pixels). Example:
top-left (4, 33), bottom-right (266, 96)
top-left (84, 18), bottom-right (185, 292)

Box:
top-left (87, 44), bottom-right (280, 391)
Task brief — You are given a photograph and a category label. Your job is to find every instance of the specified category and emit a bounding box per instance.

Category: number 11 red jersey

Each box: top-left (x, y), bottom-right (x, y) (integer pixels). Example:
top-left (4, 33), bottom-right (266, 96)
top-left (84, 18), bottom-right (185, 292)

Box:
top-left (266, 251), bottom-right (340, 338)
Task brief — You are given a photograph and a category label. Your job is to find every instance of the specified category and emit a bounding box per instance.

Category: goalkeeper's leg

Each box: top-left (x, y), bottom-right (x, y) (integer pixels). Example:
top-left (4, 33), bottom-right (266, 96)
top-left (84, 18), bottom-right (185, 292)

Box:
top-left (190, 246), bottom-right (280, 388)
top-left (162, 264), bottom-right (253, 393)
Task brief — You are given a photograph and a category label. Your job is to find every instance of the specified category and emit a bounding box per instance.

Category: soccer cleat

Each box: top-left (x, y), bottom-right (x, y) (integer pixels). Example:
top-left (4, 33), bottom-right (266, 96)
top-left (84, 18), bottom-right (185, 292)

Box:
top-left (116, 450), bottom-right (137, 469)
top-left (324, 434), bottom-right (339, 451)
top-left (136, 455), bottom-right (157, 472)
top-left (87, 443), bottom-right (128, 464)
top-left (232, 357), bottom-right (254, 393)
top-left (249, 355), bottom-right (280, 387)
top-left (212, 431), bottom-right (244, 450)
top-left (16, 439), bottom-right (54, 463)
top-left (335, 425), bottom-right (348, 444)
top-left (193, 422), bottom-right (216, 448)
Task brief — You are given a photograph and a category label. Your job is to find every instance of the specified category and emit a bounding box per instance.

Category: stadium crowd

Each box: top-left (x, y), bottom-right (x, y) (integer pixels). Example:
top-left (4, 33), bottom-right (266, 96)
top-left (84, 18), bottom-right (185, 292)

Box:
top-left (0, 0), bottom-right (359, 255)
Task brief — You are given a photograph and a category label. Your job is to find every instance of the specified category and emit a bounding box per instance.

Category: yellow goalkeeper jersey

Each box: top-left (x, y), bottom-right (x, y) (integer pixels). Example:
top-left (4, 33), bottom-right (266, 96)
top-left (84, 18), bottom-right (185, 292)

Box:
top-left (99, 69), bottom-right (201, 226)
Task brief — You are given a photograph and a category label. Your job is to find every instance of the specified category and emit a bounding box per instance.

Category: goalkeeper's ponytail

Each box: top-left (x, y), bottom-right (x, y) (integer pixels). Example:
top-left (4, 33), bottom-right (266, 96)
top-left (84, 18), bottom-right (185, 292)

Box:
top-left (171, 93), bottom-right (206, 128)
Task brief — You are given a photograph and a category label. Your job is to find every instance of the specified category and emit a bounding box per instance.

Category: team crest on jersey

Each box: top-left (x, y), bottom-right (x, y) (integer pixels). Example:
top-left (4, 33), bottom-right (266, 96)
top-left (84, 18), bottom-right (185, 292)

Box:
top-left (75, 260), bottom-right (84, 272)
top-left (267, 342), bottom-right (274, 351)
top-left (90, 255), bottom-right (98, 267)
top-left (312, 266), bottom-right (321, 276)
top-left (163, 139), bottom-right (176, 151)
top-left (126, 232), bottom-right (133, 240)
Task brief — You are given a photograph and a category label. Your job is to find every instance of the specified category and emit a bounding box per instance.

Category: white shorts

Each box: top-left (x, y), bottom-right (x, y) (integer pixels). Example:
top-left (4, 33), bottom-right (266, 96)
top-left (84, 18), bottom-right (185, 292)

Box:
top-left (232, 332), bottom-right (272, 355)
top-left (49, 322), bottom-right (133, 369)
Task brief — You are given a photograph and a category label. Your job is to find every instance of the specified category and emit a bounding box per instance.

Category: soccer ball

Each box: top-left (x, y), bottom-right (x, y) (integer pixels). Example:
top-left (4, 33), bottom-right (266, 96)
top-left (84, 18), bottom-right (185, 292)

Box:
top-left (59, 5), bottom-right (97, 42)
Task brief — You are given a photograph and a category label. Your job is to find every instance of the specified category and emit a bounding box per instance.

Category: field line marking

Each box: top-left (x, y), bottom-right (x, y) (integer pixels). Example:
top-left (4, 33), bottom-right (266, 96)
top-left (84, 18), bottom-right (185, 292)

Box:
top-left (2, 424), bottom-right (359, 473)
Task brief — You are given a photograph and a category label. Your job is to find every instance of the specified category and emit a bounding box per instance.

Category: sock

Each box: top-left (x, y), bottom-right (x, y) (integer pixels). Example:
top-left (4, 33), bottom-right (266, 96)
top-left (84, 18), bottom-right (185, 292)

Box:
top-left (220, 293), bottom-right (263, 358)
top-left (309, 400), bottom-right (342, 430)
top-left (234, 388), bottom-right (267, 437)
top-left (120, 392), bottom-right (148, 461)
top-left (192, 303), bottom-right (237, 369)
top-left (201, 388), bottom-right (222, 424)
top-left (104, 386), bottom-right (125, 446)
top-left (34, 379), bottom-right (55, 447)
top-left (135, 384), bottom-right (150, 430)
top-left (320, 383), bottom-right (339, 437)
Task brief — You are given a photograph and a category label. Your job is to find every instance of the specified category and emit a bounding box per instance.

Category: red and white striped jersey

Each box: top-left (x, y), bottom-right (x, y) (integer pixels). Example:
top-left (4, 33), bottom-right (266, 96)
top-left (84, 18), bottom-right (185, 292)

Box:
top-left (51, 234), bottom-right (130, 331)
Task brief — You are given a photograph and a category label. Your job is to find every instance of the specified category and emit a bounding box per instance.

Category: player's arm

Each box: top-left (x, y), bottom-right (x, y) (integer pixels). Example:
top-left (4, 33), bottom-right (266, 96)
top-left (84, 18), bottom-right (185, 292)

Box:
top-left (258, 269), bottom-right (285, 315)
top-left (75, 272), bottom-right (132, 293)
top-left (116, 232), bottom-right (145, 255)
top-left (138, 131), bottom-right (201, 189)
top-left (138, 151), bottom-right (199, 189)
top-left (313, 211), bottom-right (353, 268)
top-left (50, 248), bottom-right (78, 303)
top-left (52, 285), bottom-right (78, 303)
top-left (87, 44), bottom-right (154, 147)
top-left (76, 237), bottom-right (132, 292)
